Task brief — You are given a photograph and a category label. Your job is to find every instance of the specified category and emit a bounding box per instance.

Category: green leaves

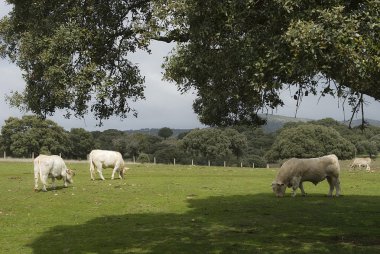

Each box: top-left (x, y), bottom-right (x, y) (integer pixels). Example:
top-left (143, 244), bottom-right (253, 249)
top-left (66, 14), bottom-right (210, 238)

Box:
top-left (1, 115), bottom-right (70, 157)
top-left (158, 127), bottom-right (173, 139)
top-left (266, 124), bottom-right (356, 161)
top-left (181, 128), bottom-right (247, 161)
top-left (0, 0), bottom-right (150, 125)
top-left (1, 0), bottom-right (379, 126)
top-left (163, 0), bottom-right (380, 126)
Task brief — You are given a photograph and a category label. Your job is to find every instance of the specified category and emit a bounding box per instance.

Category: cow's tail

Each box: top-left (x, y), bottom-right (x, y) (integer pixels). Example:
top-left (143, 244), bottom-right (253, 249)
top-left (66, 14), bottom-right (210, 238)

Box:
top-left (89, 152), bottom-right (95, 180)
top-left (33, 157), bottom-right (41, 191)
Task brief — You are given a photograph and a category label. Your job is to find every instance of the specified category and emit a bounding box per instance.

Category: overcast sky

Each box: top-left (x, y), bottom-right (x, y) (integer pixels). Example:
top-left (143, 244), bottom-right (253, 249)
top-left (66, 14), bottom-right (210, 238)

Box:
top-left (1, 1), bottom-right (379, 131)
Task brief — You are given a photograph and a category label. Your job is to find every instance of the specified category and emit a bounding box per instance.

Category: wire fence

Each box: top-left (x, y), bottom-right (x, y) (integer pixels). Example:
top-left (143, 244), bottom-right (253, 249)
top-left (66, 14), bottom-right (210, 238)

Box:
top-left (1, 153), bottom-right (379, 170)
top-left (0, 152), bottom-right (278, 169)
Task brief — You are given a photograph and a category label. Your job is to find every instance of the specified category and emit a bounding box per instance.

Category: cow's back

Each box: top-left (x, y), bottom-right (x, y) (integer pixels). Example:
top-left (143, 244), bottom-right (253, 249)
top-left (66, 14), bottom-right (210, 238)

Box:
top-left (34, 155), bottom-right (66, 176)
top-left (353, 157), bottom-right (371, 165)
top-left (90, 150), bottom-right (124, 168)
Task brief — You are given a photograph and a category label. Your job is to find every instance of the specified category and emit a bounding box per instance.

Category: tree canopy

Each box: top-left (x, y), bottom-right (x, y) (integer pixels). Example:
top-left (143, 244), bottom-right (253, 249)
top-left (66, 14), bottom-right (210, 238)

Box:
top-left (0, 116), bottom-right (379, 163)
top-left (0, 0), bottom-right (379, 126)
top-left (0, 0), bottom-right (150, 124)
top-left (1, 115), bottom-right (70, 157)
top-left (158, 127), bottom-right (173, 139)
top-left (162, 0), bottom-right (380, 126)
top-left (181, 128), bottom-right (247, 162)
top-left (265, 124), bottom-right (356, 161)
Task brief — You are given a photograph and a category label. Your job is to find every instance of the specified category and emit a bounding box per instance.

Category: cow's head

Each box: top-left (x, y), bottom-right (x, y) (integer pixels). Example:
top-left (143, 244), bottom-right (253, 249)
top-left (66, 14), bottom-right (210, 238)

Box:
top-left (119, 167), bottom-right (129, 179)
top-left (65, 169), bottom-right (75, 184)
top-left (271, 181), bottom-right (286, 197)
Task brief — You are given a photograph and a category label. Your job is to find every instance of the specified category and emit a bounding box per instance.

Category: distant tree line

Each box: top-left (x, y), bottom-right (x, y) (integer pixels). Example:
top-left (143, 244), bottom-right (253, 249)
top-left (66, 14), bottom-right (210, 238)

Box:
top-left (0, 116), bottom-right (379, 166)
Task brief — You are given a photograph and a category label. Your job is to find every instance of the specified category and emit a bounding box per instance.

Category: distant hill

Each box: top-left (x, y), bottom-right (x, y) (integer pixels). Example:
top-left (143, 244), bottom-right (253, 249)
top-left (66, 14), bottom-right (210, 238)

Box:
top-left (260, 114), bottom-right (380, 133)
top-left (120, 115), bottom-right (380, 135)
top-left (343, 119), bottom-right (380, 128)
top-left (124, 115), bottom-right (314, 134)
top-left (124, 128), bottom-right (192, 137)
top-left (259, 114), bottom-right (312, 133)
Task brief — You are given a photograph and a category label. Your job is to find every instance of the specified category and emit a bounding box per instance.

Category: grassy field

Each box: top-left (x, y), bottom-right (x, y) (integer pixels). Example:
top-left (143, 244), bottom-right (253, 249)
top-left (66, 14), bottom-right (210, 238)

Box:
top-left (0, 161), bottom-right (379, 254)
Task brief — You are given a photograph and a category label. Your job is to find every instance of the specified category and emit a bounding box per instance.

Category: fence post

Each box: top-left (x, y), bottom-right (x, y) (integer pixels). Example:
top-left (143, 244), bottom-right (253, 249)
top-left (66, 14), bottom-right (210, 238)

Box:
top-left (154, 157), bottom-right (156, 164)
top-left (208, 160), bottom-right (210, 167)
top-left (266, 164), bottom-right (269, 169)
top-left (32, 152), bottom-right (34, 159)
top-left (253, 163), bottom-right (255, 168)
top-left (4, 151), bottom-right (5, 159)
top-left (174, 158), bottom-right (176, 165)
top-left (192, 159), bottom-right (194, 166)
top-left (241, 162), bottom-right (243, 168)
top-left (224, 161), bottom-right (226, 167)
top-left (133, 156), bottom-right (136, 163)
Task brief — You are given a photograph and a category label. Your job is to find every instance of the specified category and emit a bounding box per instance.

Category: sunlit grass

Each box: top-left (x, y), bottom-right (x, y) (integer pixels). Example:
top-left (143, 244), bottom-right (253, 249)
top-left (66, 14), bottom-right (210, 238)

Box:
top-left (0, 161), bottom-right (379, 253)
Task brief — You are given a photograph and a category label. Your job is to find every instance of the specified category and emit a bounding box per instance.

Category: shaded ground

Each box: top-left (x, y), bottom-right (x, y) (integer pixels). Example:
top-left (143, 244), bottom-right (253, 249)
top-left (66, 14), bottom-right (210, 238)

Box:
top-left (27, 194), bottom-right (380, 254)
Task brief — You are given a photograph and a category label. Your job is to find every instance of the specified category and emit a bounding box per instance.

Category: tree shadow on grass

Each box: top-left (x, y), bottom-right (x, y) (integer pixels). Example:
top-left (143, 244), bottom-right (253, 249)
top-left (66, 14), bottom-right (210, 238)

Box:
top-left (27, 194), bottom-right (380, 253)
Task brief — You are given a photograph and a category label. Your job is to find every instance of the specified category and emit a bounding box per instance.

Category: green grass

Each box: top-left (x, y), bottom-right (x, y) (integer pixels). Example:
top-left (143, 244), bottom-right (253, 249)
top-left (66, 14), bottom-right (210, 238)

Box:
top-left (0, 161), bottom-right (379, 253)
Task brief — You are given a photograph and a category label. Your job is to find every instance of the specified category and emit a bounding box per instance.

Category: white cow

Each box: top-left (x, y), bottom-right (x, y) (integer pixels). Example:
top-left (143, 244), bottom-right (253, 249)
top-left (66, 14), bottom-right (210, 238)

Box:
top-left (89, 149), bottom-right (129, 180)
top-left (350, 157), bottom-right (371, 171)
top-left (272, 154), bottom-right (341, 197)
top-left (34, 155), bottom-right (75, 192)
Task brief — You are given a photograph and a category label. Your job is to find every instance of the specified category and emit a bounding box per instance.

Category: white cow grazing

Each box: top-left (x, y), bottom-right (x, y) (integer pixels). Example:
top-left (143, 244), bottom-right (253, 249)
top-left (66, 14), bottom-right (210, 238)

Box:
top-left (350, 157), bottom-right (371, 171)
top-left (272, 154), bottom-right (340, 197)
top-left (89, 149), bottom-right (129, 180)
top-left (34, 155), bottom-right (75, 192)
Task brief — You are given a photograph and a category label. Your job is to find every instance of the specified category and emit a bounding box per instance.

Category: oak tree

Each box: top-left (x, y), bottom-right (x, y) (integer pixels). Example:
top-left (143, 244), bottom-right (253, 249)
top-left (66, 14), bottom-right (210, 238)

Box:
top-left (1, 1), bottom-right (379, 126)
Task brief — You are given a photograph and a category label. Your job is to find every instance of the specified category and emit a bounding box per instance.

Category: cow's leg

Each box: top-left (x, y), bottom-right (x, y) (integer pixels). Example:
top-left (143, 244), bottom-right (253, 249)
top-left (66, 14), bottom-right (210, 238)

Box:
top-left (98, 169), bottom-right (105, 180)
top-left (334, 177), bottom-right (340, 197)
top-left (119, 168), bottom-right (125, 179)
top-left (117, 166), bottom-right (124, 179)
top-left (89, 164), bottom-right (96, 181)
top-left (326, 176), bottom-right (336, 197)
top-left (118, 168), bottom-right (123, 179)
top-left (63, 176), bottom-right (68, 188)
top-left (291, 176), bottom-right (301, 197)
top-left (291, 185), bottom-right (298, 197)
top-left (111, 166), bottom-right (119, 180)
top-left (299, 182), bottom-right (307, 196)
top-left (40, 175), bottom-right (48, 192)
top-left (34, 170), bottom-right (39, 191)
top-left (51, 177), bottom-right (56, 190)
top-left (94, 162), bottom-right (105, 180)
